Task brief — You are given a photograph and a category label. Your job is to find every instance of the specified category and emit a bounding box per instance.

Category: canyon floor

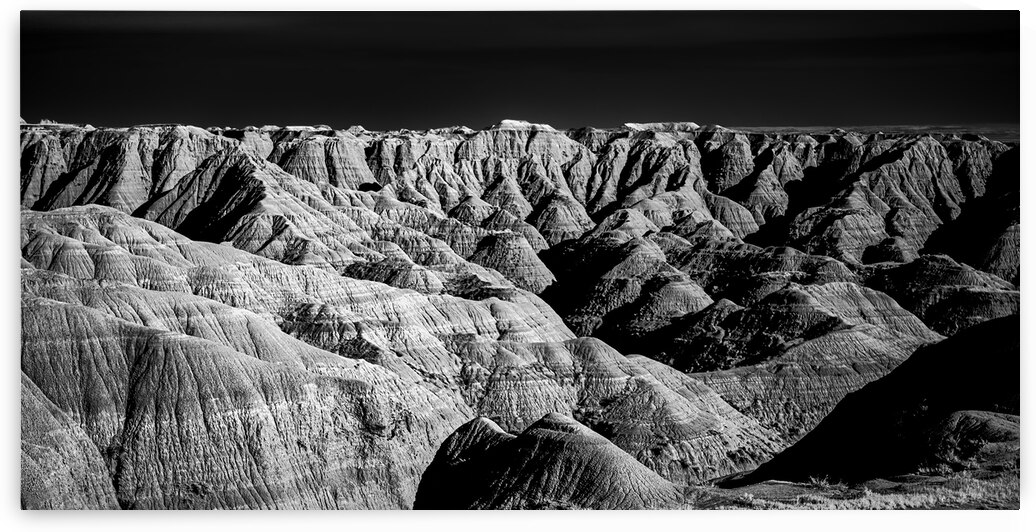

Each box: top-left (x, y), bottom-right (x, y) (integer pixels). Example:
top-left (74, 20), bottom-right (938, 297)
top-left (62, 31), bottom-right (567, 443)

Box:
top-left (19, 118), bottom-right (1020, 510)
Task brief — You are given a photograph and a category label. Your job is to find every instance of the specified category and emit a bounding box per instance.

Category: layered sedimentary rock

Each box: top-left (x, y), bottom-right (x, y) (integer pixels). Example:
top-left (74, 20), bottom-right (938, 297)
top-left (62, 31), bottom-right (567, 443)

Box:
top-left (649, 233), bottom-right (857, 303)
top-left (414, 414), bottom-right (683, 510)
top-left (21, 206), bottom-right (574, 388)
top-left (269, 130), bottom-right (376, 188)
top-left (23, 122), bottom-right (1014, 254)
top-left (21, 123), bottom-right (559, 295)
top-left (21, 206), bottom-right (781, 499)
top-left (761, 134), bottom-right (1013, 267)
top-left (862, 255), bottom-right (1019, 336)
top-left (19, 208), bottom-right (530, 508)
top-left (673, 283), bottom-right (942, 438)
top-left (649, 282), bottom-right (940, 372)
top-left (449, 195), bottom-right (550, 252)
top-left (23, 121), bottom-right (1014, 281)
top-left (468, 232), bottom-right (555, 293)
top-left (21, 373), bottom-right (120, 510)
top-left (541, 220), bottom-right (926, 441)
top-left (923, 148), bottom-right (1020, 285)
top-left (725, 316), bottom-right (1020, 486)
top-left (20, 119), bottom-right (1020, 509)
top-left (543, 229), bottom-right (715, 350)
top-left (21, 285), bottom-right (472, 509)
top-left (699, 131), bottom-right (755, 194)
top-left (291, 318), bottom-right (783, 484)
top-left (22, 125), bottom-right (236, 212)
top-left (608, 356), bottom-right (783, 482)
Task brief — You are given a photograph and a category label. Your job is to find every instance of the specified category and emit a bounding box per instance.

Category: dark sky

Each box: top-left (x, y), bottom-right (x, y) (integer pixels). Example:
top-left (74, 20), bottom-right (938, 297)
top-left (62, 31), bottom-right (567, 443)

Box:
top-left (21, 11), bottom-right (1019, 130)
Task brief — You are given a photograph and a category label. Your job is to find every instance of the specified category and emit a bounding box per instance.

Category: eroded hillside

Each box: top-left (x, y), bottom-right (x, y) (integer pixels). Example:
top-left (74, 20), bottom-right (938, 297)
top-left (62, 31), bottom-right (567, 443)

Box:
top-left (20, 119), bottom-right (1019, 509)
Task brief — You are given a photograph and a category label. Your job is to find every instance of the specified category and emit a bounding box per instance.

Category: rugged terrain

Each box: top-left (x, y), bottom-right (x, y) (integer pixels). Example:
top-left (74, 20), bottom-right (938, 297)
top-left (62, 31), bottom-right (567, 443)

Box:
top-left (721, 315), bottom-right (1020, 486)
top-left (20, 119), bottom-right (1019, 509)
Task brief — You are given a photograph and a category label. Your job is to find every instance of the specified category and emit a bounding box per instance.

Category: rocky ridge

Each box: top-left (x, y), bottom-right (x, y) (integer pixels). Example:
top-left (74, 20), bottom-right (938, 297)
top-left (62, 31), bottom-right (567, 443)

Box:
top-left (20, 119), bottom-right (1019, 509)
top-left (20, 206), bottom-right (780, 506)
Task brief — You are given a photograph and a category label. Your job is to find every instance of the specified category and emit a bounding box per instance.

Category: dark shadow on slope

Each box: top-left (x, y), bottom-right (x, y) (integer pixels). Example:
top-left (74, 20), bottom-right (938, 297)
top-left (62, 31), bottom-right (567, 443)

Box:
top-left (719, 315), bottom-right (1019, 487)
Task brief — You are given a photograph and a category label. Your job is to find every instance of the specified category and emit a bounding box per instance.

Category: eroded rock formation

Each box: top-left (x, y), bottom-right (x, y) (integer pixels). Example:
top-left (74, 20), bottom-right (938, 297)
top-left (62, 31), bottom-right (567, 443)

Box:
top-left (414, 414), bottom-right (683, 510)
top-left (20, 119), bottom-right (1019, 510)
top-left (723, 316), bottom-right (1020, 486)
top-left (20, 206), bottom-right (779, 506)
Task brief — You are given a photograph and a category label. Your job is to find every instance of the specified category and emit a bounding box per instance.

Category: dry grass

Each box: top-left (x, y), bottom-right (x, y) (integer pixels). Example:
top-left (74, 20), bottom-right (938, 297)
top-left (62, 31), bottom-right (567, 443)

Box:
top-left (698, 471), bottom-right (1019, 510)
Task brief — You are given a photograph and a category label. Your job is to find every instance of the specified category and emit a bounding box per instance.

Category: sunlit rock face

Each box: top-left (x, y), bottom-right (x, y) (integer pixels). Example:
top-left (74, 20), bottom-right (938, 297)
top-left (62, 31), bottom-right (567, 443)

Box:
top-left (20, 120), bottom-right (1019, 509)
top-left (414, 414), bottom-right (684, 510)
top-left (22, 121), bottom-right (1013, 278)
top-left (20, 206), bottom-right (781, 505)
top-left (21, 291), bottom-right (471, 510)
top-left (22, 125), bottom-right (236, 213)
top-left (769, 134), bottom-right (1013, 266)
